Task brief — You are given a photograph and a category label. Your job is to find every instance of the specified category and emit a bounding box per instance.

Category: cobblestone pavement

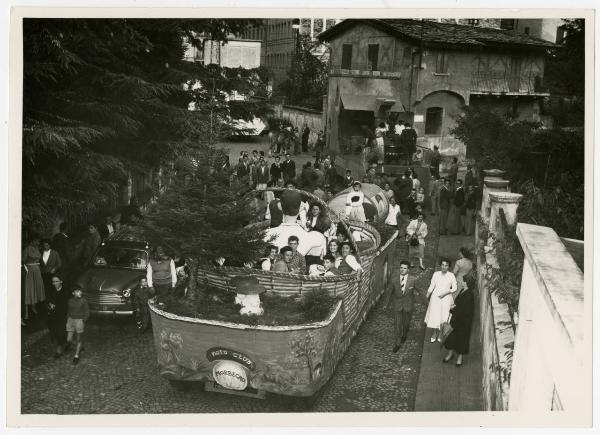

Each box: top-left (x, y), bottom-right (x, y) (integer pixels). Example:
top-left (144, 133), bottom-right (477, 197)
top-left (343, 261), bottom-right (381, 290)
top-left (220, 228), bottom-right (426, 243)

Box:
top-left (21, 208), bottom-right (440, 415)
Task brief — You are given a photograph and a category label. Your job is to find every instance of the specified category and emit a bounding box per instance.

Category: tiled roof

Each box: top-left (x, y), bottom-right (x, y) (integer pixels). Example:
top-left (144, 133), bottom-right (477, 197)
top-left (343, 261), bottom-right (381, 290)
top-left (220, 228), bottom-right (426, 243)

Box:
top-left (319, 19), bottom-right (557, 49)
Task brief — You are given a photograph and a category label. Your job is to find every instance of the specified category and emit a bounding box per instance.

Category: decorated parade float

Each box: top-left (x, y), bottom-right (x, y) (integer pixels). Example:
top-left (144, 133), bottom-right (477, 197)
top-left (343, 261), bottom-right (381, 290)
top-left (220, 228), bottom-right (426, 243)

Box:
top-left (147, 183), bottom-right (398, 399)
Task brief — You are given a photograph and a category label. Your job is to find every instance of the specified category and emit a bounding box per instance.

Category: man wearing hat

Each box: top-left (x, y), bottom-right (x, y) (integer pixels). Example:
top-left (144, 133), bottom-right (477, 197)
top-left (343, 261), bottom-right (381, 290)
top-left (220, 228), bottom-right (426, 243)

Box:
top-left (264, 190), bottom-right (327, 265)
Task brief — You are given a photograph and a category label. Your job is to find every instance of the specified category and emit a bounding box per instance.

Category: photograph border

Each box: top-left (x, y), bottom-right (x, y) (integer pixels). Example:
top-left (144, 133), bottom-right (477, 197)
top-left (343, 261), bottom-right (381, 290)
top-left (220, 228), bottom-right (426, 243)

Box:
top-left (6, 5), bottom-right (596, 429)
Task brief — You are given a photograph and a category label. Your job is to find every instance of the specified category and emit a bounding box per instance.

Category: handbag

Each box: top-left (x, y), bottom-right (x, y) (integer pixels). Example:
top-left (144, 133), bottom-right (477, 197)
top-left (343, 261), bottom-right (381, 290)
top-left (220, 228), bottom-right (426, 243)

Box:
top-left (409, 221), bottom-right (421, 246)
top-left (440, 313), bottom-right (453, 344)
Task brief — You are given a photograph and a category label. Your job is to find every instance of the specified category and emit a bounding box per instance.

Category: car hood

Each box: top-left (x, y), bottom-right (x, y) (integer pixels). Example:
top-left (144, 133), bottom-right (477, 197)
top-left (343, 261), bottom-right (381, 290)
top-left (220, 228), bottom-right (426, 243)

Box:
top-left (74, 268), bottom-right (144, 294)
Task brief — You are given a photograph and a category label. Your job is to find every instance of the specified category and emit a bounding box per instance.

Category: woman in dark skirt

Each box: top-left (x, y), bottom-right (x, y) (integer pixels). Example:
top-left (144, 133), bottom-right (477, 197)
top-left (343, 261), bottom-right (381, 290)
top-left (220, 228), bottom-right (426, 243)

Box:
top-left (442, 272), bottom-right (476, 366)
top-left (46, 274), bottom-right (70, 358)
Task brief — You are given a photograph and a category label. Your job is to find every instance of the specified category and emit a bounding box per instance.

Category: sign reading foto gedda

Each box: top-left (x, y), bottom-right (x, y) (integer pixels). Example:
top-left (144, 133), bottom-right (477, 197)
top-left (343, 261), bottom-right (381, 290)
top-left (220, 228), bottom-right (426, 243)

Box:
top-left (207, 347), bottom-right (256, 391)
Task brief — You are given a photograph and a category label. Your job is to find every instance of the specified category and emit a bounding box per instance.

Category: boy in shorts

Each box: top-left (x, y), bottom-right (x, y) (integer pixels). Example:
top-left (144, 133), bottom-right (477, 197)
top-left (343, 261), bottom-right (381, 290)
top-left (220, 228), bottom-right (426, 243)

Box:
top-left (66, 288), bottom-right (90, 365)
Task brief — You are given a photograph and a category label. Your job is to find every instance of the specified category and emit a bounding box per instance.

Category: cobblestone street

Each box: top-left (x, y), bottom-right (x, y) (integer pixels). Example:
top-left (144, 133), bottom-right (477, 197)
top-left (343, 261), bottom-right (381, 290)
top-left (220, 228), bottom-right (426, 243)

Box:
top-left (22, 217), bottom-right (440, 414)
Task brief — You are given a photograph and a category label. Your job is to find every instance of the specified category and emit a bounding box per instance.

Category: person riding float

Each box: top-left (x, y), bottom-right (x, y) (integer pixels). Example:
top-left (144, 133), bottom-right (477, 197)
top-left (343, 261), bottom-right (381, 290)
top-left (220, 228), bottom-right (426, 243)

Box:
top-left (264, 190), bottom-right (327, 269)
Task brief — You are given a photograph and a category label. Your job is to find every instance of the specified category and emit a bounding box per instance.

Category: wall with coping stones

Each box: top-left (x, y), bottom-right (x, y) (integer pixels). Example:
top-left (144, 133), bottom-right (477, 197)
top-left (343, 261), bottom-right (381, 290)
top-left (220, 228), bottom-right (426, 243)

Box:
top-left (475, 219), bottom-right (514, 411)
top-left (475, 176), bottom-right (519, 411)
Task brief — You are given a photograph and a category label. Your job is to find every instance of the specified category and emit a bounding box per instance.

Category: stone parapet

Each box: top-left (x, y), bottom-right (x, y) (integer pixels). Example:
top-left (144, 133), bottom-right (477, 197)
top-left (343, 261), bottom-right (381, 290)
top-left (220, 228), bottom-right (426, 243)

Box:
top-left (489, 192), bottom-right (523, 237)
top-left (481, 177), bottom-right (510, 221)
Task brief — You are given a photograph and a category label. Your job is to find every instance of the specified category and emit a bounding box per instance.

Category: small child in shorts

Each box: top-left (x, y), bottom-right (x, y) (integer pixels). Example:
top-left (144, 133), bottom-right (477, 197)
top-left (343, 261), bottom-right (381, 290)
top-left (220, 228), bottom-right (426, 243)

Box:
top-left (66, 288), bottom-right (90, 365)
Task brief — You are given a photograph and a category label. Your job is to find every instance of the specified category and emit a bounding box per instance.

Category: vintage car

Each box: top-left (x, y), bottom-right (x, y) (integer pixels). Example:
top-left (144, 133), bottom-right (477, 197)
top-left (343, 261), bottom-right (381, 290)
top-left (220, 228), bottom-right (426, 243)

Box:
top-left (74, 234), bottom-right (150, 315)
top-left (149, 187), bottom-right (398, 401)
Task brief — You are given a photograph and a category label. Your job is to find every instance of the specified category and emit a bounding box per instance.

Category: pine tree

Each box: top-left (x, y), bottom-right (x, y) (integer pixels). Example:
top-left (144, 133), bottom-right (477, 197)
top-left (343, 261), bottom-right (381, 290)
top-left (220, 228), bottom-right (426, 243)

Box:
top-left (22, 18), bottom-right (268, 230)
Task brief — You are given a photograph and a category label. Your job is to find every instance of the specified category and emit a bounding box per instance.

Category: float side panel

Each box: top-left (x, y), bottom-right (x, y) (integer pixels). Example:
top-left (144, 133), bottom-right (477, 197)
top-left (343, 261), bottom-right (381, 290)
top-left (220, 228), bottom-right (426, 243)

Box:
top-left (150, 304), bottom-right (344, 397)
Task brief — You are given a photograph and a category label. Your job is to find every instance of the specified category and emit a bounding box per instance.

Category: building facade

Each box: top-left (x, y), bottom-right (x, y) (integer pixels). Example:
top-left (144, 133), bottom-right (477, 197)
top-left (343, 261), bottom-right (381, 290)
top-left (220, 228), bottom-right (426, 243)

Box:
top-left (319, 19), bottom-right (555, 160)
top-left (241, 19), bottom-right (342, 90)
top-left (183, 37), bottom-right (261, 69)
top-left (500, 19), bottom-right (565, 43)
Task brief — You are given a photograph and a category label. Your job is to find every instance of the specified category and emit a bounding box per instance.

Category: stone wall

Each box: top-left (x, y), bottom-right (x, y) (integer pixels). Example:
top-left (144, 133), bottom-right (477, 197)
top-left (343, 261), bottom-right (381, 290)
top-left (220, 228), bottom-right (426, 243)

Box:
top-left (272, 103), bottom-right (324, 147)
top-left (476, 172), bottom-right (520, 411)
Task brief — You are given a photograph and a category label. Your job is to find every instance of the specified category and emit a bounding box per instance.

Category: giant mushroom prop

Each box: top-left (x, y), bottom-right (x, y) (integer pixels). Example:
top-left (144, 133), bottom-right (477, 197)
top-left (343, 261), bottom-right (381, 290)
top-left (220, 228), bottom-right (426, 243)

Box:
top-left (230, 276), bottom-right (266, 316)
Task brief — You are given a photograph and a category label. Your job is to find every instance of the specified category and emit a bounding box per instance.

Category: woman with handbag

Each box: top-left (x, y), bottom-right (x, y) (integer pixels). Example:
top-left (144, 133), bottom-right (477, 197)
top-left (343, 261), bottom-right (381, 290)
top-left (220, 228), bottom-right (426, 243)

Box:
top-left (443, 271), bottom-right (476, 366)
top-left (424, 258), bottom-right (457, 342)
top-left (453, 247), bottom-right (473, 297)
top-left (405, 212), bottom-right (428, 270)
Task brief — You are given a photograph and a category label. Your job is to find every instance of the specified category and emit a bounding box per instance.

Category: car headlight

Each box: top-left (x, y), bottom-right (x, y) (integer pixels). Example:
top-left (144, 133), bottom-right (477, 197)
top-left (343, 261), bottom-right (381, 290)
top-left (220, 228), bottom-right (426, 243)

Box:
top-left (123, 289), bottom-right (131, 298)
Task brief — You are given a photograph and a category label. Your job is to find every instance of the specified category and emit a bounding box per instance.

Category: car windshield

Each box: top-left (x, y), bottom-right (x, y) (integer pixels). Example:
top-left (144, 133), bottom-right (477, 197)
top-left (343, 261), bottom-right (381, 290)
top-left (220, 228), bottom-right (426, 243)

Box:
top-left (93, 247), bottom-right (147, 269)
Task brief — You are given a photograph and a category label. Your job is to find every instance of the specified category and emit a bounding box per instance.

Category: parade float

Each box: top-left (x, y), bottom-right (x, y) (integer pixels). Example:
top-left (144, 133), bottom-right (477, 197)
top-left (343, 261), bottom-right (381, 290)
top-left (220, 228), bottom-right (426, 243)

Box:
top-left (148, 186), bottom-right (398, 399)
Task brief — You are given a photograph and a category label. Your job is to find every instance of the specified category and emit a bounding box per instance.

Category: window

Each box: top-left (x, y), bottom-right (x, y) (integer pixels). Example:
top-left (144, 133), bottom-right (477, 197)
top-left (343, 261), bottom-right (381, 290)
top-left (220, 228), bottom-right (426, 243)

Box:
top-left (403, 46), bottom-right (414, 66)
top-left (500, 19), bottom-right (516, 31)
top-left (367, 44), bottom-right (379, 71)
top-left (466, 19), bottom-right (480, 26)
top-left (341, 44), bottom-right (353, 69)
top-left (524, 27), bottom-right (530, 35)
top-left (425, 107), bottom-right (443, 135)
top-left (435, 51), bottom-right (449, 73)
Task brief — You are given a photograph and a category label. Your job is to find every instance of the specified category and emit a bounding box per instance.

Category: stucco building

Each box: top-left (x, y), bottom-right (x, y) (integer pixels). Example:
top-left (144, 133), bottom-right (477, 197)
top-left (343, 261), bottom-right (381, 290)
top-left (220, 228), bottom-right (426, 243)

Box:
top-left (241, 19), bottom-right (342, 90)
top-left (318, 19), bottom-right (555, 160)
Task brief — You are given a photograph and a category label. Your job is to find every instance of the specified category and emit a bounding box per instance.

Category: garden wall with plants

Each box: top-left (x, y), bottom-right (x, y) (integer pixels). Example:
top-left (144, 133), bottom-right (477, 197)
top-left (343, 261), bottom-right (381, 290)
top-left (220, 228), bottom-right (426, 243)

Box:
top-left (474, 173), bottom-right (525, 411)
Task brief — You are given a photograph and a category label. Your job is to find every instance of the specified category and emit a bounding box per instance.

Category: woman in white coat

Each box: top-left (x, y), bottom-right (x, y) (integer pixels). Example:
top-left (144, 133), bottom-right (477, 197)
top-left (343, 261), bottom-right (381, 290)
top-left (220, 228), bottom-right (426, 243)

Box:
top-left (405, 212), bottom-right (428, 270)
top-left (424, 258), bottom-right (457, 342)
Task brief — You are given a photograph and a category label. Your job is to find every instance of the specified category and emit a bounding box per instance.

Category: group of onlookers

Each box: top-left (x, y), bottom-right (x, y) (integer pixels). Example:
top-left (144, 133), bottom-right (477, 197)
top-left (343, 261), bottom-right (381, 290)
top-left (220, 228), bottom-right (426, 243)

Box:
top-left (385, 247), bottom-right (475, 367)
top-left (431, 164), bottom-right (481, 237)
top-left (21, 196), bottom-right (145, 364)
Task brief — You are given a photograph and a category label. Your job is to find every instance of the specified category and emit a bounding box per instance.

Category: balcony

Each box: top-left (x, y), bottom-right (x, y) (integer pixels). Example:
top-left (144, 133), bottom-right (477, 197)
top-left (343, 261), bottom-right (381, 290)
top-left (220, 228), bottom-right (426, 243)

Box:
top-left (470, 72), bottom-right (549, 96)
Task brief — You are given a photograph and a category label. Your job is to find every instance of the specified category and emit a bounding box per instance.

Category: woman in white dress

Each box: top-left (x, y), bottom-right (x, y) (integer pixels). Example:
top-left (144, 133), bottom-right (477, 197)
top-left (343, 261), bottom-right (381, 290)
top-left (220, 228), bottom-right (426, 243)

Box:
top-left (424, 258), bottom-right (457, 342)
top-left (345, 181), bottom-right (367, 222)
top-left (374, 122), bottom-right (387, 165)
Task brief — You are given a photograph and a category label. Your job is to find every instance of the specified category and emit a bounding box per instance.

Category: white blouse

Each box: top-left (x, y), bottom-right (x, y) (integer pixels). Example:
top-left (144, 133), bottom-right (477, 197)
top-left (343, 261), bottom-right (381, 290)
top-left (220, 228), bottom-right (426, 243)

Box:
top-left (385, 204), bottom-right (401, 226)
top-left (335, 254), bottom-right (363, 272)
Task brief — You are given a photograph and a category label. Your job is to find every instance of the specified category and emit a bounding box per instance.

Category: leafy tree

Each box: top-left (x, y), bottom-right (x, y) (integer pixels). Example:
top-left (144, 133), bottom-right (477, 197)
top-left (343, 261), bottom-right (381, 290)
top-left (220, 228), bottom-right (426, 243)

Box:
top-left (541, 19), bottom-right (585, 128)
top-left (22, 18), bottom-right (268, 231)
top-left (277, 35), bottom-right (328, 110)
top-left (452, 107), bottom-right (584, 238)
top-left (544, 19), bottom-right (585, 96)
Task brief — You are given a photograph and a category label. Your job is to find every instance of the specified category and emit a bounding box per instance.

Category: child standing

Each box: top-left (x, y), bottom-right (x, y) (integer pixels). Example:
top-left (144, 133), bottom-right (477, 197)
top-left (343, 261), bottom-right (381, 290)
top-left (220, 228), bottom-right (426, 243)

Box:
top-left (416, 187), bottom-right (425, 209)
top-left (66, 288), bottom-right (90, 365)
top-left (343, 169), bottom-right (354, 188)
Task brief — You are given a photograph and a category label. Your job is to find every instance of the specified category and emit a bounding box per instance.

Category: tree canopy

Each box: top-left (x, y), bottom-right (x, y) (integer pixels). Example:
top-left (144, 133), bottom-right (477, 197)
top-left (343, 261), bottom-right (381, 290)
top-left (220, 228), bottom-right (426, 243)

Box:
top-left (544, 19), bottom-right (585, 96)
top-left (452, 107), bottom-right (584, 239)
top-left (23, 18), bottom-right (269, 229)
top-left (277, 35), bottom-right (328, 110)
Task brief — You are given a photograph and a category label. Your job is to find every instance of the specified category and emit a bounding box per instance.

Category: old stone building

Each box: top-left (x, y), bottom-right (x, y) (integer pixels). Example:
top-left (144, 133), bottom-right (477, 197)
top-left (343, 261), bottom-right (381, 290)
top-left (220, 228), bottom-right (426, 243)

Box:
top-left (318, 19), bottom-right (555, 160)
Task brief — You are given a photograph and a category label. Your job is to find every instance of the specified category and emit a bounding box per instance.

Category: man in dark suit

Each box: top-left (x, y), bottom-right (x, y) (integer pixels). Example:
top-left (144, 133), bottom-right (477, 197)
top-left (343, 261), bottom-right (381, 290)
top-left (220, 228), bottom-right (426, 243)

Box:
top-left (399, 123), bottom-right (417, 165)
top-left (394, 171), bottom-right (413, 215)
top-left (98, 214), bottom-right (115, 241)
top-left (451, 179), bottom-right (466, 234)
top-left (251, 158), bottom-right (270, 189)
top-left (281, 153), bottom-right (296, 183)
top-left (236, 155), bottom-right (251, 181)
top-left (270, 155), bottom-right (283, 184)
top-left (384, 260), bottom-right (420, 352)
top-left (438, 178), bottom-right (453, 236)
